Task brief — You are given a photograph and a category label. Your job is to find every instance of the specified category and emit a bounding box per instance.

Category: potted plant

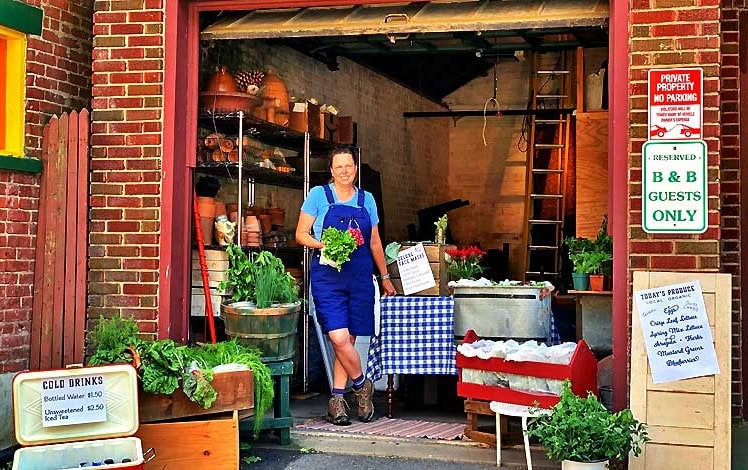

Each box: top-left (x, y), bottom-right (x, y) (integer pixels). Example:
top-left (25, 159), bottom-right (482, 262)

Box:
top-left (587, 249), bottom-right (613, 291)
top-left (527, 382), bottom-right (648, 469)
top-left (219, 243), bottom-right (301, 362)
top-left (445, 245), bottom-right (487, 281)
top-left (566, 241), bottom-right (594, 290)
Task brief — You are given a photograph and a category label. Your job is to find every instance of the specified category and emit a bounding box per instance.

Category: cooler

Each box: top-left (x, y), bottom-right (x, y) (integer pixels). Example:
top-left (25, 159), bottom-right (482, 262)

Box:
top-left (12, 364), bottom-right (156, 469)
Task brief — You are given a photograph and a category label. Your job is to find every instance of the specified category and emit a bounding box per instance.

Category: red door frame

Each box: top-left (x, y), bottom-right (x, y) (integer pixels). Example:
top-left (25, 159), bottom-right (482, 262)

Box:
top-left (163, 2), bottom-right (630, 405)
top-left (740, 11), bottom-right (748, 420)
top-left (609, 0), bottom-right (629, 412)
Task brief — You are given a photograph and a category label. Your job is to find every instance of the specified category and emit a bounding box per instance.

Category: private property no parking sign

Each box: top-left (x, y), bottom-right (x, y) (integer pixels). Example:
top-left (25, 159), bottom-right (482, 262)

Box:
top-left (648, 68), bottom-right (703, 141)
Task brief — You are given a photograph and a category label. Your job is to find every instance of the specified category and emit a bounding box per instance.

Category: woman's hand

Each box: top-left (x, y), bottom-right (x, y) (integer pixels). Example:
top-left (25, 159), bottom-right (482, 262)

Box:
top-left (381, 278), bottom-right (396, 296)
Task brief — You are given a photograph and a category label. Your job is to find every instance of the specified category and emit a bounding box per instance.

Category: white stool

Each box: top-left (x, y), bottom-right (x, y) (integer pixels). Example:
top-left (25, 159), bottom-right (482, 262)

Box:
top-left (489, 401), bottom-right (550, 469)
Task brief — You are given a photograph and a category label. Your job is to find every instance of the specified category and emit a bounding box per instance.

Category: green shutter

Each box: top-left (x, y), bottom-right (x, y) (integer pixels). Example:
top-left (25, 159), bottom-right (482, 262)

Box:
top-left (0, 0), bottom-right (43, 36)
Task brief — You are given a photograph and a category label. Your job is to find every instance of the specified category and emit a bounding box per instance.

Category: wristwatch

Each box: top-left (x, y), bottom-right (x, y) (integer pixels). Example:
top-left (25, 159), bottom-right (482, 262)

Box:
top-left (380, 274), bottom-right (391, 280)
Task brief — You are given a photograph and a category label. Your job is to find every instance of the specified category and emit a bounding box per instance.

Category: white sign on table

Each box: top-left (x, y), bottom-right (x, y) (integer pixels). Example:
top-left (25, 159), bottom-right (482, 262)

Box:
top-left (648, 68), bottom-right (703, 140)
top-left (40, 374), bottom-right (107, 427)
top-left (642, 140), bottom-right (707, 233)
top-left (633, 280), bottom-right (719, 384)
top-left (396, 243), bottom-right (436, 296)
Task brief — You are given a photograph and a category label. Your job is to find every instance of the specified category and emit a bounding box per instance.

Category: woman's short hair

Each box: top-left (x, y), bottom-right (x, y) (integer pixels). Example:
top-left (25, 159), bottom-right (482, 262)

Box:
top-left (328, 144), bottom-right (356, 167)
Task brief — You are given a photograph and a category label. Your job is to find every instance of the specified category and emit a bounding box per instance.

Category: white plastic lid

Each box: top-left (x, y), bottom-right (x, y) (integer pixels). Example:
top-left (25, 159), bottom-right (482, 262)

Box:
top-left (13, 364), bottom-right (139, 446)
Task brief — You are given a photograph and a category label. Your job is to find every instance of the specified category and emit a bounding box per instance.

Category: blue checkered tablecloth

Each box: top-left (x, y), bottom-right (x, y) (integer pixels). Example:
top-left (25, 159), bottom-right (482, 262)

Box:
top-left (366, 296), bottom-right (457, 382)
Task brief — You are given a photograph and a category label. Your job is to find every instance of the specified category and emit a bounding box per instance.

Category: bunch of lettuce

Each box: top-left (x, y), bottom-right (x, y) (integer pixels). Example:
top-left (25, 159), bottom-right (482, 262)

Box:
top-left (321, 226), bottom-right (358, 272)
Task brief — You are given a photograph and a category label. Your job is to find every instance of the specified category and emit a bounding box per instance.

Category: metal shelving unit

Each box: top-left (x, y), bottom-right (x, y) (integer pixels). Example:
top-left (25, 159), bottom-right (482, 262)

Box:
top-left (195, 110), bottom-right (350, 392)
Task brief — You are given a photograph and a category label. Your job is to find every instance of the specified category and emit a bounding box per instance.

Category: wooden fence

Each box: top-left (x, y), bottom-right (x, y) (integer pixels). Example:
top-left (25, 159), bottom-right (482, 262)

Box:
top-left (30, 110), bottom-right (89, 369)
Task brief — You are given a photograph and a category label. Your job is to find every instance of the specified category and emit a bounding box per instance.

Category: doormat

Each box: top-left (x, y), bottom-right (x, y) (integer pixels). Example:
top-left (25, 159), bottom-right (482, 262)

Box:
top-left (295, 417), bottom-right (465, 440)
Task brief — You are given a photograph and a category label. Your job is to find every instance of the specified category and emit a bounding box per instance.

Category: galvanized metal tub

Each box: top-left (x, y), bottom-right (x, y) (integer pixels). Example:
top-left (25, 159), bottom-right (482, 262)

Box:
top-left (453, 286), bottom-right (551, 340)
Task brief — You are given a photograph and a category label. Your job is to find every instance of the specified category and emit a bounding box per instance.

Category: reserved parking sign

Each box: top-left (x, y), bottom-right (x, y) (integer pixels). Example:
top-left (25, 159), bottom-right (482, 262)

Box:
top-left (648, 68), bottom-right (703, 141)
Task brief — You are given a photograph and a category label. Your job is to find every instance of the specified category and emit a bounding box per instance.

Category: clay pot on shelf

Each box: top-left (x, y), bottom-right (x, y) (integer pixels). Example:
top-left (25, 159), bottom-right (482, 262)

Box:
top-left (261, 68), bottom-right (290, 115)
top-left (266, 207), bottom-right (285, 226)
top-left (197, 197), bottom-right (216, 217)
top-left (258, 214), bottom-right (272, 235)
top-left (205, 65), bottom-right (239, 93)
top-left (199, 216), bottom-right (215, 245)
top-left (244, 216), bottom-right (261, 232)
top-left (214, 201), bottom-right (227, 217)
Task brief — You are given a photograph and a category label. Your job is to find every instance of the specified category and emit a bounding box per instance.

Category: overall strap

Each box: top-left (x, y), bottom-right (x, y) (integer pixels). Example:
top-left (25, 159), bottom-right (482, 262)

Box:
top-left (357, 188), bottom-right (365, 208)
top-left (322, 184), bottom-right (336, 204)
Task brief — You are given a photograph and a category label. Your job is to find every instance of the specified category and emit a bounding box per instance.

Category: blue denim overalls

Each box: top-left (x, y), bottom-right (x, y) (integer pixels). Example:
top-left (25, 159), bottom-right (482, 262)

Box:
top-left (311, 185), bottom-right (375, 336)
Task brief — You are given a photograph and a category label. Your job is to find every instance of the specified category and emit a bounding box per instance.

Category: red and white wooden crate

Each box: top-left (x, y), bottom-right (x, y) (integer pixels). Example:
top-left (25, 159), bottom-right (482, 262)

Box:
top-left (12, 364), bottom-right (155, 469)
top-left (456, 330), bottom-right (598, 408)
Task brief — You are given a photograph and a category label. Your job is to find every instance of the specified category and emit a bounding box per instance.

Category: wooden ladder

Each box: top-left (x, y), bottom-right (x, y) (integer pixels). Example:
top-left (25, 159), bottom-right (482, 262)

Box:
top-left (522, 51), bottom-right (574, 281)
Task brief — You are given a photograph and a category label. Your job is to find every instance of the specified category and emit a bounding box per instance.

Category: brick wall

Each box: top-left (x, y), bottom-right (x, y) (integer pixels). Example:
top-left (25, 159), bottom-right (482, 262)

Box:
top-left (629, 0), bottom-right (727, 407)
top-left (89, 0), bottom-right (164, 337)
top-left (0, 171), bottom-right (39, 373)
top-left (444, 59), bottom-right (531, 279)
top-left (720, 0), bottom-right (744, 418)
top-left (0, 0), bottom-right (93, 373)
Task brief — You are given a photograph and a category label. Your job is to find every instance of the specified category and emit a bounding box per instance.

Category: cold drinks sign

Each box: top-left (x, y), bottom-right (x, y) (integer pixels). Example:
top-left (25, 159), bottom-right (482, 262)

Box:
top-left (648, 68), bottom-right (702, 140)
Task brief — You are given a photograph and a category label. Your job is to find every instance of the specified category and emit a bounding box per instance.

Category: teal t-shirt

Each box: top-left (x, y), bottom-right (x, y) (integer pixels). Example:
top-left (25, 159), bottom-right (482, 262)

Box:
top-left (300, 184), bottom-right (379, 240)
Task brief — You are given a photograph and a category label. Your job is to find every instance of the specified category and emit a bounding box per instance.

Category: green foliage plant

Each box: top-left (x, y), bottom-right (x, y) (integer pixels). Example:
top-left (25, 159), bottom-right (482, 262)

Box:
top-left (565, 216), bottom-right (613, 275)
top-left (87, 315), bottom-right (139, 366)
top-left (527, 381), bottom-right (649, 463)
top-left (220, 244), bottom-right (300, 308)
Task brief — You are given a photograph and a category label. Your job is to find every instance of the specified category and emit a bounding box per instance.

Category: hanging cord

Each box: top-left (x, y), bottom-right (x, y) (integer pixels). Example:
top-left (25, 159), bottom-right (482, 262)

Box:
top-left (515, 52), bottom-right (564, 152)
top-left (482, 60), bottom-right (501, 147)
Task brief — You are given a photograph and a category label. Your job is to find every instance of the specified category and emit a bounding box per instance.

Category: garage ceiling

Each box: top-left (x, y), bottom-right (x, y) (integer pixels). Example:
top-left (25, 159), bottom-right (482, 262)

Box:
top-left (201, 0), bottom-right (609, 102)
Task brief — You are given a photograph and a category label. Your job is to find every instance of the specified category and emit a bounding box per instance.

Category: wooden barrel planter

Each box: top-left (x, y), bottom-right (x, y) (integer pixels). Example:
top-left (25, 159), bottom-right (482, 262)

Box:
top-left (221, 301), bottom-right (301, 362)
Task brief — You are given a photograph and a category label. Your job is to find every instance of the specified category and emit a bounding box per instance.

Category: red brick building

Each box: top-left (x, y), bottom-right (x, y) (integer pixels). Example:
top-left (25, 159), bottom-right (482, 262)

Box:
top-left (1, 0), bottom-right (746, 452)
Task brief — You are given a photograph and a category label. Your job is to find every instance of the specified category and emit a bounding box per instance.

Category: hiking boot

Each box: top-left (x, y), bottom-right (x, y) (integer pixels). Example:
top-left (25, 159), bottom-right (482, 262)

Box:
top-left (353, 378), bottom-right (375, 422)
top-left (327, 396), bottom-right (351, 426)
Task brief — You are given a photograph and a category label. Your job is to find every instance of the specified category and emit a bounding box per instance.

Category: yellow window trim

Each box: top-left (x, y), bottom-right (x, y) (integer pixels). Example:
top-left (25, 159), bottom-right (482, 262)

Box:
top-left (0, 25), bottom-right (25, 158)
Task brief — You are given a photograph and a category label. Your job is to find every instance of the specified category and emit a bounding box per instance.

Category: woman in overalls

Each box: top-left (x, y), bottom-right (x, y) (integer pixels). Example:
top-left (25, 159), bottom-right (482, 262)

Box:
top-left (296, 145), bottom-right (396, 425)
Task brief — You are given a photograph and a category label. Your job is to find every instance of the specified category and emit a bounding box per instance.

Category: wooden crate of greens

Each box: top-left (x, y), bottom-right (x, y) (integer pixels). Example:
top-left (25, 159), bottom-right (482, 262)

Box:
top-left (138, 369), bottom-right (254, 423)
top-left (386, 243), bottom-right (455, 296)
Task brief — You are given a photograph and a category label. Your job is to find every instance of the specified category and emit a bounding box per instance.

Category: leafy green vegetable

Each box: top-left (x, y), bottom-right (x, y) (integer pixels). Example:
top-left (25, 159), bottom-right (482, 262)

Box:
top-left (242, 456), bottom-right (262, 464)
top-left (182, 369), bottom-right (217, 409)
top-left (181, 340), bottom-right (274, 435)
top-left (321, 226), bottom-right (358, 272)
top-left (220, 245), bottom-right (299, 308)
top-left (87, 315), bottom-right (139, 366)
top-left (136, 339), bottom-right (184, 395)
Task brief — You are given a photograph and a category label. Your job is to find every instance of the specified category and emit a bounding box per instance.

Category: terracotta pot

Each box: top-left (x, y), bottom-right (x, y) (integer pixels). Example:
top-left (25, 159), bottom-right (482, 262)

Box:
top-left (199, 216), bottom-right (215, 245)
top-left (214, 201), bottom-right (227, 217)
top-left (205, 65), bottom-right (238, 93)
top-left (258, 214), bottom-right (272, 234)
top-left (228, 211), bottom-right (239, 223)
top-left (266, 207), bottom-right (285, 226)
top-left (197, 197), bottom-right (216, 217)
top-left (226, 203), bottom-right (238, 213)
top-left (244, 216), bottom-right (261, 232)
top-left (246, 206), bottom-right (264, 217)
top-left (261, 68), bottom-right (289, 114)
top-left (589, 274), bottom-right (605, 292)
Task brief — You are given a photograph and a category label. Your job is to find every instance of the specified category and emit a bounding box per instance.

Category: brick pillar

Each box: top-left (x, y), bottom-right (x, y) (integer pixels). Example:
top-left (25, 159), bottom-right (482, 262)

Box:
top-left (0, 0), bottom-right (93, 373)
top-left (720, 0), bottom-right (745, 418)
top-left (90, 0), bottom-right (164, 336)
top-left (629, 0), bottom-right (727, 408)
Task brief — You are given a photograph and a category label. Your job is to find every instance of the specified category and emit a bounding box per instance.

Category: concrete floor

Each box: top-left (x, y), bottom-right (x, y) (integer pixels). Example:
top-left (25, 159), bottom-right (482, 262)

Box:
top-left (272, 380), bottom-right (560, 469)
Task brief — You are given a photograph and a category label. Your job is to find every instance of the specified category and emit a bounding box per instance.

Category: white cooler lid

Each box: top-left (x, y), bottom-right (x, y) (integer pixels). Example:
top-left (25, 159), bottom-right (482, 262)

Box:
top-left (13, 364), bottom-right (139, 446)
